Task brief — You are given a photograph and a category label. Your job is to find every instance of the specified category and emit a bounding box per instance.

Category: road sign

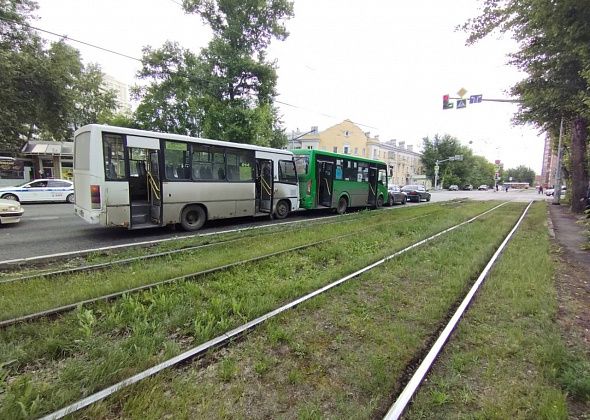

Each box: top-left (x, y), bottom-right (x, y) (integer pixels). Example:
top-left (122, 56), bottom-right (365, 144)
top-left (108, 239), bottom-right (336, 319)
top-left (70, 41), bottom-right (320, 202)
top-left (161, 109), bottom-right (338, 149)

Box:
top-left (457, 87), bottom-right (467, 98)
top-left (456, 99), bottom-right (467, 109)
top-left (469, 94), bottom-right (483, 103)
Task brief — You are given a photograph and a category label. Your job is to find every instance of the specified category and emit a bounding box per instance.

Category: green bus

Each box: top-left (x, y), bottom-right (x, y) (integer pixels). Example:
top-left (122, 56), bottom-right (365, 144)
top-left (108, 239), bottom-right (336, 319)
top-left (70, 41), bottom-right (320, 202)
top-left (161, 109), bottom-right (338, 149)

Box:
top-left (293, 149), bottom-right (388, 214)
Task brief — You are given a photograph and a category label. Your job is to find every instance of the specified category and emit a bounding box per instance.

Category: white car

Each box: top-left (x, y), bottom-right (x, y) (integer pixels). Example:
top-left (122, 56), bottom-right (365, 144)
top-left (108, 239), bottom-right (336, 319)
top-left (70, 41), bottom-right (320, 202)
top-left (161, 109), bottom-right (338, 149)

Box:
top-left (0, 198), bottom-right (24, 224)
top-left (0, 179), bottom-right (74, 203)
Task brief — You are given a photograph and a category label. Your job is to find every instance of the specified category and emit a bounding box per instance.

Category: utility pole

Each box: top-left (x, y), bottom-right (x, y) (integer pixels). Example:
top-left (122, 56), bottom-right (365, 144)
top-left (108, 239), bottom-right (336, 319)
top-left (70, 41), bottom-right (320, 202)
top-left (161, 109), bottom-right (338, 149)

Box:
top-left (552, 117), bottom-right (564, 205)
top-left (434, 155), bottom-right (463, 190)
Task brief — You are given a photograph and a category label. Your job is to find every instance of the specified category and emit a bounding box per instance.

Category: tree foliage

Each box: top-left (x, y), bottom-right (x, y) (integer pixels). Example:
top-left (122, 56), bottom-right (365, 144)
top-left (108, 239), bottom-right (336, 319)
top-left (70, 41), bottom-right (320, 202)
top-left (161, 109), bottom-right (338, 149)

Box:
top-left (0, 0), bottom-right (117, 152)
top-left (133, 0), bottom-right (293, 147)
top-left (505, 165), bottom-right (535, 184)
top-left (462, 0), bottom-right (589, 211)
top-left (421, 134), bottom-right (496, 188)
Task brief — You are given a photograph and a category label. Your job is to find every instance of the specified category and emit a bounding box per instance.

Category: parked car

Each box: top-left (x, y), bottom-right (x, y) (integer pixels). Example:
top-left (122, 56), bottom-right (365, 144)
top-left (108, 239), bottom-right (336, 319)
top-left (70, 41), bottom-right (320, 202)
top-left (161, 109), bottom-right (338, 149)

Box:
top-left (401, 184), bottom-right (431, 202)
top-left (463, 184), bottom-right (473, 190)
top-left (545, 186), bottom-right (566, 196)
top-left (478, 185), bottom-right (489, 191)
top-left (448, 184), bottom-right (459, 191)
top-left (0, 179), bottom-right (74, 203)
top-left (0, 198), bottom-right (24, 225)
top-left (387, 184), bottom-right (407, 206)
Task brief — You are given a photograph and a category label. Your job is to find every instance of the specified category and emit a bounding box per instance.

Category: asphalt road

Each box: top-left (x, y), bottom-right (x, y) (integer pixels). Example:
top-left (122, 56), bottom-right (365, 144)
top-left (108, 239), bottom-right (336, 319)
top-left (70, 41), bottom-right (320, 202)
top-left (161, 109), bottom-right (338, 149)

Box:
top-left (0, 188), bottom-right (549, 263)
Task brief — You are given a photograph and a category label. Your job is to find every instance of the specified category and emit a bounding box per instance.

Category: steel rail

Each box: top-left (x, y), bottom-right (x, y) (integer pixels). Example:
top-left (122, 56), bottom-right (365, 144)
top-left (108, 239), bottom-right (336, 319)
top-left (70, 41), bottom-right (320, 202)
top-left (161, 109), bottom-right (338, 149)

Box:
top-left (383, 201), bottom-right (533, 420)
top-left (39, 201), bottom-right (508, 420)
top-left (0, 208), bottom-right (442, 285)
top-left (0, 211), bottom-right (436, 328)
top-left (0, 202), bottom-right (413, 268)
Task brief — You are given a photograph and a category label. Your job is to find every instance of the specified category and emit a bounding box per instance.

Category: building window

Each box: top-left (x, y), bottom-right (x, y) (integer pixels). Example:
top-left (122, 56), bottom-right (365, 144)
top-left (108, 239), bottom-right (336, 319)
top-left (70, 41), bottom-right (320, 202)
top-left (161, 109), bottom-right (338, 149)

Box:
top-left (333, 146), bottom-right (338, 153)
top-left (307, 145), bottom-right (313, 150)
top-left (362, 148), bottom-right (366, 156)
top-left (344, 130), bottom-right (351, 137)
top-left (354, 147), bottom-right (358, 155)
top-left (344, 144), bottom-right (350, 154)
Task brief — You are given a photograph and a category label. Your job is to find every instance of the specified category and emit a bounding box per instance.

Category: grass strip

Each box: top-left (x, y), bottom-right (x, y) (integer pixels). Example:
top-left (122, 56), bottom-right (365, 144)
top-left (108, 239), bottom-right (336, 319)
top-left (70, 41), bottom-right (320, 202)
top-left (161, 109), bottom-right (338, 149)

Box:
top-left (0, 201), bottom-right (509, 418)
top-left (405, 202), bottom-right (590, 418)
top-left (0, 202), bottom-right (487, 321)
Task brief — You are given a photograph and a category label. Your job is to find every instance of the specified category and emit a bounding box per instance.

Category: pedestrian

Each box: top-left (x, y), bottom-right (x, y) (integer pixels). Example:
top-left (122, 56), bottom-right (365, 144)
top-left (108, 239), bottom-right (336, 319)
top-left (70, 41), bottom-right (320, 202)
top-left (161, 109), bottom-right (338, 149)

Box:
top-left (540, 185), bottom-right (544, 194)
top-left (495, 184), bottom-right (499, 192)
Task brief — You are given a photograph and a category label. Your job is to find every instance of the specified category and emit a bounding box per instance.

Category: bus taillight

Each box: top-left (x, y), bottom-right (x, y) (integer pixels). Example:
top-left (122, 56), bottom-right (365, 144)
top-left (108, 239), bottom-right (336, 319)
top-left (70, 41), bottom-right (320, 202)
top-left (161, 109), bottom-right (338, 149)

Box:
top-left (90, 185), bottom-right (101, 209)
top-left (306, 180), bottom-right (311, 195)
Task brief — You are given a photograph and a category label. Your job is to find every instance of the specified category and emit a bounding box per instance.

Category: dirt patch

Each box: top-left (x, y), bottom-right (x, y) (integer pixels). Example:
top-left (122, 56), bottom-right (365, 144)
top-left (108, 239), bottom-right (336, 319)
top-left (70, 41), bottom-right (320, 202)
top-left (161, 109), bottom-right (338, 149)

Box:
top-left (548, 204), bottom-right (590, 417)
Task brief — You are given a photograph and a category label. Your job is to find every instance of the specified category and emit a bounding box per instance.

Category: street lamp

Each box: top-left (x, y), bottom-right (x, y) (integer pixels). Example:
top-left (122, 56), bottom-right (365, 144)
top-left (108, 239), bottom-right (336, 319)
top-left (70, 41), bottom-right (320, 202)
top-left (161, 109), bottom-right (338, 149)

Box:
top-left (434, 155), bottom-right (463, 190)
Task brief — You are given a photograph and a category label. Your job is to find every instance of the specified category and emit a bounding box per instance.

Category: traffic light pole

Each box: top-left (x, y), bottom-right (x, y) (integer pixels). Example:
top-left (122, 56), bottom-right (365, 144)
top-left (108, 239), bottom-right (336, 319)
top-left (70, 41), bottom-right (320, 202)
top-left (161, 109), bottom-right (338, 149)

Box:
top-left (434, 155), bottom-right (463, 190)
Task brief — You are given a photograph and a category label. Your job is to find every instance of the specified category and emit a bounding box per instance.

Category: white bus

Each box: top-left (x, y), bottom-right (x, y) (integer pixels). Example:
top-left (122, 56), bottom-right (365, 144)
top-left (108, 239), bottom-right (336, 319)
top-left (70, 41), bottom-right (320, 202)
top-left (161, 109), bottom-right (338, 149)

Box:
top-left (73, 125), bottom-right (299, 231)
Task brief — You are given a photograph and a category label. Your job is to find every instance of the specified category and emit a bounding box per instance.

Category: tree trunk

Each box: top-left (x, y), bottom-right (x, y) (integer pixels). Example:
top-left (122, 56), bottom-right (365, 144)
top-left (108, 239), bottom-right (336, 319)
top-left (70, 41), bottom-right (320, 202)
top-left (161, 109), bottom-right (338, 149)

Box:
top-left (570, 116), bottom-right (589, 213)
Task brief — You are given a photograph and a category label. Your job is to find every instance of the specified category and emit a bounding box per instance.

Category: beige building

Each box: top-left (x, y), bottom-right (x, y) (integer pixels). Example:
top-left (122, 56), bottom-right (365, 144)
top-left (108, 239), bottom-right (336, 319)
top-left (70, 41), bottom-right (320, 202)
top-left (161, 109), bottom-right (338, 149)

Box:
top-left (288, 120), bottom-right (428, 187)
top-left (102, 74), bottom-right (131, 113)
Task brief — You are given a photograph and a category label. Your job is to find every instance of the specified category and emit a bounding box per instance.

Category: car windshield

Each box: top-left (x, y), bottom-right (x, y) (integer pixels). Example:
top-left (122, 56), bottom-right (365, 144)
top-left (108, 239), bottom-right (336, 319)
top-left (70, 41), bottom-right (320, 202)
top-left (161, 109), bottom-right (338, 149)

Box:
top-left (402, 185), bottom-right (417, 190)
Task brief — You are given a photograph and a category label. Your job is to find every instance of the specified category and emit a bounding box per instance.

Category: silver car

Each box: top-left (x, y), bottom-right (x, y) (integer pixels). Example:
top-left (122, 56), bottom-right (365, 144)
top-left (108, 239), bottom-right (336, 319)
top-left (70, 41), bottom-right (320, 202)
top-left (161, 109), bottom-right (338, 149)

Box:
top-left (0, 179), bottom-right (74, 203)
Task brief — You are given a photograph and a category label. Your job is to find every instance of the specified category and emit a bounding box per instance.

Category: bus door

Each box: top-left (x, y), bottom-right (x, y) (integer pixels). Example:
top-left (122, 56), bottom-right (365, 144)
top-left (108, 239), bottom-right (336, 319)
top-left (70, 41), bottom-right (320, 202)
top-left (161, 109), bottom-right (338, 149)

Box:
top-left (256, 159), bottom-right (273, 214)
top-left (147, 150), bottom-right (162, 224)
top-left (317, 159), bottom-right (334, 207)
top-left (368, 166), bottom-right (378, 205)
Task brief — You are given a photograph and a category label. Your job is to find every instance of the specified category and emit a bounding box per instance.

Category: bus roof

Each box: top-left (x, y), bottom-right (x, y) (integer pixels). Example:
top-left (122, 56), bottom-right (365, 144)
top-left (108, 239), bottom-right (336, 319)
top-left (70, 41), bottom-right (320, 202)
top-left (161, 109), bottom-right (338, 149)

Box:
top-left (291, 148), bottom-right (386, 165)
top-left (75, 124), bottom-right (294, 157)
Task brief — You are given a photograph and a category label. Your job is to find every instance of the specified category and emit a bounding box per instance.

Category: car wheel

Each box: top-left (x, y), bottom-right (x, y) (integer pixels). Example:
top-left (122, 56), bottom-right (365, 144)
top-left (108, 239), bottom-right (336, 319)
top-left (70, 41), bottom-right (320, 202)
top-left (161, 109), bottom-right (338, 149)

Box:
top-left (388, 195), bottom-right (394, 206)
top-left (66, 193), bottom-right (75, 204)
top-left (274, 200), bottom-right (290, 219)
top-left (376, 195), bottom-right (384, 209)
top-left (426, 196), bottom-right (431, 202)
top-left (336, 196), bottom-right (348, 215)
top-left (402, 196), bottom-right (407, 205)
top-left (2, 193), bottom-right (19, 202)
top-left (180, 205), bottom-right (206, 231)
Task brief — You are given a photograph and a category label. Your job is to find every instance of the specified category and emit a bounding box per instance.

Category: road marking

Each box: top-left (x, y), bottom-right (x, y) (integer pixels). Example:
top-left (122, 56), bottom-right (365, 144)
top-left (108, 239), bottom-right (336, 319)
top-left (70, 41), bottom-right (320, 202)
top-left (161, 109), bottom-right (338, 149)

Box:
top-left (28, 216), bottom-right (60, 221)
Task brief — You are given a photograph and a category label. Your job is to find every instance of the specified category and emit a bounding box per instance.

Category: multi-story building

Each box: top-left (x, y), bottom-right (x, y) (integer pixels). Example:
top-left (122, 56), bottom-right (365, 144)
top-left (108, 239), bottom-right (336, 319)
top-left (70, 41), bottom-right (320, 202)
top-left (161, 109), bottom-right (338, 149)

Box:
top-left (540, 133), bottom-right (557, 188)
top-left (288, 119), bottom-right (428, 187)
top-left (102, 74), bottom-right (131, 113)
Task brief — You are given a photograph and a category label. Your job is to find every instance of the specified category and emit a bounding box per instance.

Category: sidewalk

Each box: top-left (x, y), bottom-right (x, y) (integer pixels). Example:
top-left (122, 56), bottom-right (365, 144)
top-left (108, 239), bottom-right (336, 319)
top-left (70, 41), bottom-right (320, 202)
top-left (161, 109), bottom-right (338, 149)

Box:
top-left (548, 203), bottom-right (590, 359)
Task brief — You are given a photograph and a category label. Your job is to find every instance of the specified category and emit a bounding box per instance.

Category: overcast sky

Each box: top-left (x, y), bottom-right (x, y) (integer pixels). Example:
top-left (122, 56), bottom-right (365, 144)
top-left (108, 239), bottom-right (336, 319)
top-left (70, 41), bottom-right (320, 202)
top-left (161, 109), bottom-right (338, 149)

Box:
top-left (34, 0), bottom-right (544, 172)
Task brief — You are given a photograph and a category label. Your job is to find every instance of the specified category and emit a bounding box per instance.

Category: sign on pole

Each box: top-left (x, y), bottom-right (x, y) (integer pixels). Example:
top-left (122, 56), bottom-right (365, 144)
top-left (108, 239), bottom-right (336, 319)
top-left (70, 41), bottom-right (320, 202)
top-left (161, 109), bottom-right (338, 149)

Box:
top-left (469, 94), bottom-right (483, 104)
top-left (456, 99), bottom-right (467, 109)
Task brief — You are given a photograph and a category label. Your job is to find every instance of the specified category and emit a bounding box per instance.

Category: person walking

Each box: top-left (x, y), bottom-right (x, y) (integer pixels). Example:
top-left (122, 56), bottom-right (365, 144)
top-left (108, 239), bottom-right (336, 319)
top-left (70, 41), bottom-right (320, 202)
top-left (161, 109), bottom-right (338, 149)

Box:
top-left (540, 185), bottom-right (544, 194)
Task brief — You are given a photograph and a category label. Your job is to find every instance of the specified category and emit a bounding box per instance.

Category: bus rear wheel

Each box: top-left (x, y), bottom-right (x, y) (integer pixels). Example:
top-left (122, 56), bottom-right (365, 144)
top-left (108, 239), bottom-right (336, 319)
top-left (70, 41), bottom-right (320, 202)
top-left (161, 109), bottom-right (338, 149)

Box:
top-left (180, 205), bottom-right (206, 231)
top-left (274, 200), bottom-right (290, 219)
top-left (336, 196), bottom-right (348, 215)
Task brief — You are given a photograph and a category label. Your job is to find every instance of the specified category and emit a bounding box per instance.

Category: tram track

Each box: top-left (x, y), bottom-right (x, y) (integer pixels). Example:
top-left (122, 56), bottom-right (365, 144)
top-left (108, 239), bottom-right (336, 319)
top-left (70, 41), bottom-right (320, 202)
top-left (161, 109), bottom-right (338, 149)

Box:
top-left (0, 210), bottom-right (447, 328)
top-left (383, 201), bottom-right (533, 419)
top-left (35, 201), bottom-right (510, 420)
top-left (0, 207), bottom-right (445, 285)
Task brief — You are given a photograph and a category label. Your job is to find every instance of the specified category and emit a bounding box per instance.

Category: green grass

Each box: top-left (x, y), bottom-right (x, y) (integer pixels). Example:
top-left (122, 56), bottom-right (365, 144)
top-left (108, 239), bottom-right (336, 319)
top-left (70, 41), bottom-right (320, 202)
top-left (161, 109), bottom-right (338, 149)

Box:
top-left (0, 203), bottom-right (459, 320)
top-left (0, 200), bottom-right (507, 418)
top-left (62, 203), bottom-right (527, 419)
top-left (406, 202), bottom-right (590, 419)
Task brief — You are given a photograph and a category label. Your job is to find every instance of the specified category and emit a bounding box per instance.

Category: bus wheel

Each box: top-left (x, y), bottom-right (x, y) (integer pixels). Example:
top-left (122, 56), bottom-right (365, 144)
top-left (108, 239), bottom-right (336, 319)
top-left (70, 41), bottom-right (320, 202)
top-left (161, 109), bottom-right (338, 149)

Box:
top-left (336, 196), bottom-right (348, 215)
top-left (66, 193), bottom-right (75, 204)
top-left (376, 195), bottom-right (384, 208)
top-left (274, 200), bottom-right (290, 219)
top-left (180, 205), bottom-right (206, 231)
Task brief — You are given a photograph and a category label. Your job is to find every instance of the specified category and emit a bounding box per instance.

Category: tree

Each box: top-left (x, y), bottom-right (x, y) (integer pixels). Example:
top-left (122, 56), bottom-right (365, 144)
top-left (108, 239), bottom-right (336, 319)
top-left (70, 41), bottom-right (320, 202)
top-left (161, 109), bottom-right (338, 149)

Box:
top-left (135, 0), bottom-right (293, 146)
top-left (505, 165), bottom-right (535, 185)
top-left (462, 0), bottom-right (589, 212)
top-left (0, 1), bottom-right (117, 151)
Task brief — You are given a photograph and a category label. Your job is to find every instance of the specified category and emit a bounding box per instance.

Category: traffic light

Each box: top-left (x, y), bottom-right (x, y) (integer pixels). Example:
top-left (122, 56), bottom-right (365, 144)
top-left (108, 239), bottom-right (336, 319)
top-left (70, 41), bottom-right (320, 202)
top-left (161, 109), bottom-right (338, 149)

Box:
top-left (443, 94), bottom-right (453, 110)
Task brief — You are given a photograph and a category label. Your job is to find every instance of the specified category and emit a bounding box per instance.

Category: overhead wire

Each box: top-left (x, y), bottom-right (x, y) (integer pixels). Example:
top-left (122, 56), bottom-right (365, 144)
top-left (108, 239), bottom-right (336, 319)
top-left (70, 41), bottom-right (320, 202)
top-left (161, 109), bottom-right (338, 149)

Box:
top-left (0, 14), bottom-right (381, 131)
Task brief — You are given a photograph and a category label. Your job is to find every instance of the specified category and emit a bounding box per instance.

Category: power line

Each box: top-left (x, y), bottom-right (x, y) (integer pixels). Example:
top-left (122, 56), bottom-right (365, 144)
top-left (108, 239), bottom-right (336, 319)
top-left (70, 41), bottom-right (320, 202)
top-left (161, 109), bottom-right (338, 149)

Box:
top-left (1, 15), bottom-right (382, 132)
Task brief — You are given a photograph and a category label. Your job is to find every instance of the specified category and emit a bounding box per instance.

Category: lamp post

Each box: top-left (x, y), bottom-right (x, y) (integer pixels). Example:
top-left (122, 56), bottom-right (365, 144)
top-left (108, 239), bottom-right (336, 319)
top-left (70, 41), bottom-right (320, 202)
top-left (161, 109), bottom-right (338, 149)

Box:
top-left (434, 155), bottom-right (463, 190)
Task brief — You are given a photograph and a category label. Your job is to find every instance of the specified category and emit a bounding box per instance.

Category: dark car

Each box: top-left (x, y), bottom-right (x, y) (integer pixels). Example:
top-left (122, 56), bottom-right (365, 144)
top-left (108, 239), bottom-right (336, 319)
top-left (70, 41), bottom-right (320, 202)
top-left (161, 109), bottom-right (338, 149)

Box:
top-left (387, 184), bottom-right (407, 206)
top-left (401, 184), bottom-right (431, 202)
top-left (463, 184), bottom-right (473, 190)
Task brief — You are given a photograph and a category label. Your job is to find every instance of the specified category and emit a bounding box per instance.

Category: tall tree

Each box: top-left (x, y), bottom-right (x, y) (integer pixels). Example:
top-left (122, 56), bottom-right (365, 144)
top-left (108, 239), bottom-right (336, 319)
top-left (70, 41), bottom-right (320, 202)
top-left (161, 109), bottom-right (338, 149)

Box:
top-left (183, 0), bottom-right (293, 146)
top-left (505, 165), bottom-right (535, 184)
top-left (462, 0), bottom-right (590, 212)
top-left (0, 1), bottom-right (117, 151)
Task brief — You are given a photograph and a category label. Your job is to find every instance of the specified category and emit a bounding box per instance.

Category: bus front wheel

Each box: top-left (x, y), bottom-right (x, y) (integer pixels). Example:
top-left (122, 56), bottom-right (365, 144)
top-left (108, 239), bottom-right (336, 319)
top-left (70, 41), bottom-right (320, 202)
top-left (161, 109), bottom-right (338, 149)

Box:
top-left (336, 196), bottom-right (348, 215)
top-left (376, 195), bottom-right (384, 209)
top-left (274, 200), bottom-right (290, 219)
top-left (180, 205), bottom-right (206, 231)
